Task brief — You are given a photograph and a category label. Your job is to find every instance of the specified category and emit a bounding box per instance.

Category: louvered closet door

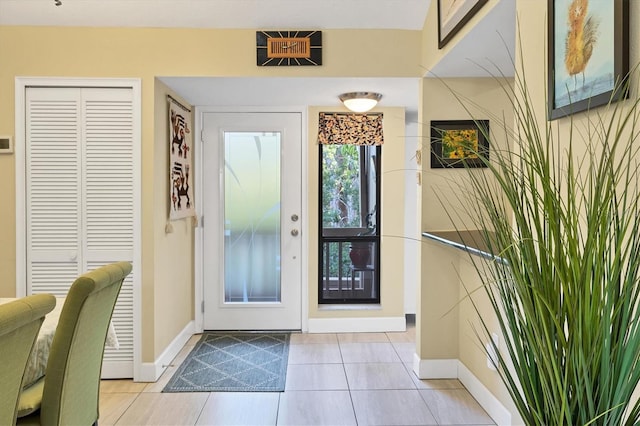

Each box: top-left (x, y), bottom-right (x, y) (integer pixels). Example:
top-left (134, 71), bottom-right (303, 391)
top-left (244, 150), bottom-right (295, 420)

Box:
top-left (82, 88), bottom-right (135, 377)
top-left (26, 87), bottom-right (135, 378)
top-left (26, 89), bottom-right (83, 293)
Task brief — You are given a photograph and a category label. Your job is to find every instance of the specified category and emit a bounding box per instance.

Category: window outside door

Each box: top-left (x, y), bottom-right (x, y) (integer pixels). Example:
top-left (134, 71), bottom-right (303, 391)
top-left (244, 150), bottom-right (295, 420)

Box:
top-left (202, 112), bottom-right (302, 330)
top-left (319, 144), bottom-right (381, 303)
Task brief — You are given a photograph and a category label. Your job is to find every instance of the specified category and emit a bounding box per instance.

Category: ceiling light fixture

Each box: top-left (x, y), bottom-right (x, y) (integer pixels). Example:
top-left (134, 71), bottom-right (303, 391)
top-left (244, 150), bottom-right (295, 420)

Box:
top-left (339, 92), bottom-right (382, 113)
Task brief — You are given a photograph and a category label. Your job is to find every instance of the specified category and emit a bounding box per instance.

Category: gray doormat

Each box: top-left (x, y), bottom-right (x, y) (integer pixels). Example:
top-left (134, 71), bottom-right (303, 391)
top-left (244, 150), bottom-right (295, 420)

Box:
top-left (163, 333), bottom-right (290, 392)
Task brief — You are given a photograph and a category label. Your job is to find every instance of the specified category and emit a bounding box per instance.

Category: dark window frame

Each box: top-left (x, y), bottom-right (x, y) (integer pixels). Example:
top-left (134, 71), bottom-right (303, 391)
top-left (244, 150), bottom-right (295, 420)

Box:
top-left (318, 144), bottom-right (381, 304)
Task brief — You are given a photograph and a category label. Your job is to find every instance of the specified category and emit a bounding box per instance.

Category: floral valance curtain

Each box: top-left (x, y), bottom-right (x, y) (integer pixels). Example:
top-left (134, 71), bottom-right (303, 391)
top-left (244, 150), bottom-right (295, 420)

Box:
top-left (317, 112), bottom-right (384, 145)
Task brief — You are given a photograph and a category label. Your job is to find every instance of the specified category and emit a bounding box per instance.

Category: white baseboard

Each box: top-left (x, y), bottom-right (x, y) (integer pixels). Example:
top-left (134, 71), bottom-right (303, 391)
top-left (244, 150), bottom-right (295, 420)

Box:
top-left (138, 320), bottom-right (195, 382)
top-left (413, 355), bottom-right (458, 379)
top-left (458, 362), bottom-right (512, 426)
top-left (307, 316), bottom-right (405, 333)
top-left (411, 355), bottom-right (514, 425)
top-left (101, 361), bottom-right (133, 379)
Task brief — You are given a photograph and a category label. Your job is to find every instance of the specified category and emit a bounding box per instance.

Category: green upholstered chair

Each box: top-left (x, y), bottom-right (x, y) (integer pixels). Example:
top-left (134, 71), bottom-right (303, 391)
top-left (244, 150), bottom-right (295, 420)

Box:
top-left (17, 261), bottom-right (132, 426)
top-left (0, 294), bottom-right (56, 426)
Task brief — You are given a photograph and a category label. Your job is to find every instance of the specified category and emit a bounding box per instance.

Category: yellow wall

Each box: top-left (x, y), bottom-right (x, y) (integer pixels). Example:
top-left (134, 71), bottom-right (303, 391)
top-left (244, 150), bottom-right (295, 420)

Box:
top-left (420, 0), bottom-right (501, 76)
top-left (418, 0), bottom-right (640, 421)
top-left (152, 80), bottom-right (196, 358)
top-left (457, 254), bottom-right (522, 423)
top-left (308, 106), bottom-right (406, 320)
top-left (0, 26), bottom-right (421, 363)
top-left (421, 78), bottom-right (514, 232)
top-left (417, 0), bottom-right (515, 374)
top-left (419, 77), bottom-right (513, 361)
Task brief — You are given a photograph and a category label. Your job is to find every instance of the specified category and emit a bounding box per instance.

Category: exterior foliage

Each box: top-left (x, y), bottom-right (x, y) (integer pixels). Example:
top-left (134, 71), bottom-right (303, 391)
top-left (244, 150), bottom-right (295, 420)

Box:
top-left (321, 144), bottom-right (362, 228)
top-left (321, 144), bottom-right (362, 277)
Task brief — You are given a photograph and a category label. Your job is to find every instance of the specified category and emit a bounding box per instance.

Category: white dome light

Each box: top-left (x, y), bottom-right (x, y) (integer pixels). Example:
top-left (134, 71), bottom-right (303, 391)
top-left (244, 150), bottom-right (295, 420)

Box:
top-left (339, 92), bottom-right (382, 113)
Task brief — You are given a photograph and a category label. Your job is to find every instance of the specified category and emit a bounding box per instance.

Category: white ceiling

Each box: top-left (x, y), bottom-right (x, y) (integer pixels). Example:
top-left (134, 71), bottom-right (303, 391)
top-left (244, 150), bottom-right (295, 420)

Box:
top-left (158, 76), bottom-right (421, 118)
top-left (0, 0), bottom-right (515, 116)
top-left (0, 0), bottom-right (431, 30)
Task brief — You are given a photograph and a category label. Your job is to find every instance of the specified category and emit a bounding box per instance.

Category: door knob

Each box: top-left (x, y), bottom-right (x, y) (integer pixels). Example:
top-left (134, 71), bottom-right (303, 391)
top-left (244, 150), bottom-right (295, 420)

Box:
top-left (291, 214), bottom-right (299, 222)
top-left (291, 229), bottom-right (299, 236)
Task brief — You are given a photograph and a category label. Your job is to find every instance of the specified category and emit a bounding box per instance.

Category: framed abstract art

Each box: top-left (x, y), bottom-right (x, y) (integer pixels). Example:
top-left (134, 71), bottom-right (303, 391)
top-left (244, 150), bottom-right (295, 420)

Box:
top-left (547, 0), bottom-right (629, 120)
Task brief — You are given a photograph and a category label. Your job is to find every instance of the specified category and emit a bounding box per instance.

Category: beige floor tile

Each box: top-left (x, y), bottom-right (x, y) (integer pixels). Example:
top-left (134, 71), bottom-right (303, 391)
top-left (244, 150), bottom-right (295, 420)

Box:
top-left (337, 332), bottom-right (389, 343)
top-left (195, 392), bottom-right (279, 425)
top-left (288, 343), bottom-right (342, 364)
top-left (391, 342), bottom-right (416, 363)
top-left (285, 363), bottom-right (348, 390)
top-left (175, 340), bottom-right (199, 363)
top-left (98, 331), bottom-right (498, 426)
top-left (340, 342), bottom-right (401, 363)
top-left (143, 344), bottom-right (199, 393)
top-left (344, 362), bottom-right (416, 390)
top-left (277, 390), bottom-right (356, 425)
top-left (412, 377), bottom-right (465, 390)
top-left (289, 333), bottom-right (338, 344)
top-left (99, 392), bottom-right (139, 426)
top-left (101, 379), bottom-right (148, 393)
top-left (115, 392), bottom-right (209, 425)
top-left (387, 322), bottom-right (416, 343)
top-left (419, 389), bottom-right (495, 425)
top-left (143, 367), bottom-right (177, 393)
top-left (351, 389), bottom-right (437, 425)
top-left (188, 334), bottom-right (203, 346)
top-left (386, 330), bottom-right (415, 343)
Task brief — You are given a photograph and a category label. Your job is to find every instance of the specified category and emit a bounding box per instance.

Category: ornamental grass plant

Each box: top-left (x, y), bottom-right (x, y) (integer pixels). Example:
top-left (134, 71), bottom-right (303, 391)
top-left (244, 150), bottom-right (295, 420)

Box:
top-left (446, 68), bottom-right (640, 425)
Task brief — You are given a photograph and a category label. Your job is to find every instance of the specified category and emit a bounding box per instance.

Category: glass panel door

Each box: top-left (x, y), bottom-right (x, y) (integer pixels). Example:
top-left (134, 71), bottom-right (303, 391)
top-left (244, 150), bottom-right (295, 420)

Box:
top-left (224, 131), bottom-right (281, 303)
top-left (202, 112), bottom-right (302, 330)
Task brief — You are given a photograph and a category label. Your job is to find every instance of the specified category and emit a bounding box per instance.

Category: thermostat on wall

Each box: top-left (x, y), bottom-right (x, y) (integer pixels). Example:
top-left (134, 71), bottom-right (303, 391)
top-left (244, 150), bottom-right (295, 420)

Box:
top-left (0, 136), bottom-right (13, 154)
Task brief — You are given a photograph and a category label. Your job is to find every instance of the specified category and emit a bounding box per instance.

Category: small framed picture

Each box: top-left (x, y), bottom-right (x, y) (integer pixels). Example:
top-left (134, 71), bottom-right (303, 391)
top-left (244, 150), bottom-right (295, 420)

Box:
top-left (0, 136), bottom-right (13, 154)
top-left (430, 120), bottom-right (489, 169)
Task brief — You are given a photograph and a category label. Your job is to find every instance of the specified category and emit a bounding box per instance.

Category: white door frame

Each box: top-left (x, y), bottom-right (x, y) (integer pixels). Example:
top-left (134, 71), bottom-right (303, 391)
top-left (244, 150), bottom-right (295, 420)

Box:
top-left (14, 77), bottom-right (143, 380)
top-left (194, 106), bottom-right (309, 333)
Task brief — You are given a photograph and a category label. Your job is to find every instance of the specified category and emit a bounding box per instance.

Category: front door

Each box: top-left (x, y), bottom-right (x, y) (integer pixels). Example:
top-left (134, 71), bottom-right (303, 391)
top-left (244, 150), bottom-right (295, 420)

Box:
top-left (202, 112), bottom-right (302, 330)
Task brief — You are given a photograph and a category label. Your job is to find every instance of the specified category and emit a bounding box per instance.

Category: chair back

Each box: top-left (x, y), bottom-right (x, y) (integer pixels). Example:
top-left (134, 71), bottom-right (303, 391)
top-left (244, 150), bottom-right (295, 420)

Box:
top-left (0, 294), bottom-right (56, 425)
top-left (40, 261), bottom-right (132, 426)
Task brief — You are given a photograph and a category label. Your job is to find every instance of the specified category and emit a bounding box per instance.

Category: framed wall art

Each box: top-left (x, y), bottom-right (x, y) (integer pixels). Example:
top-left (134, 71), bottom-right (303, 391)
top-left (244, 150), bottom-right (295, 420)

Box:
top-left (430, 120), bottom-right (489, 169)
top-left (547, 0), bottom-right (629, 120)
top-left (437, 0), bottom-right (488, 49)
top-left (256, 30), bottom-right (322, 66)
top-left (168, 95), bottom-right (195, 220)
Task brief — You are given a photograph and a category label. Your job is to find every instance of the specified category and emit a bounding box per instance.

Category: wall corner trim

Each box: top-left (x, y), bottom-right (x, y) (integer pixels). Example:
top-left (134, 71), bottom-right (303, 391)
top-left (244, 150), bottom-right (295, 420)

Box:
top-left (412, 356), bottom-right (514, 425)
top-left (458, 361), bottom-right (513, 426)
top-left (138, 320), bottom-right (195, 382)
top-left (414, 357), bottom-right (458, 379)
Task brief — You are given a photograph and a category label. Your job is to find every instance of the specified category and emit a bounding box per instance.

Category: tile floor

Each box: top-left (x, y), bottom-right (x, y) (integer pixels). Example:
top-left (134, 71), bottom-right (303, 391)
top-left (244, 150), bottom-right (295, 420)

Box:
top-left (99, 324), bottom-right (495, 425)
